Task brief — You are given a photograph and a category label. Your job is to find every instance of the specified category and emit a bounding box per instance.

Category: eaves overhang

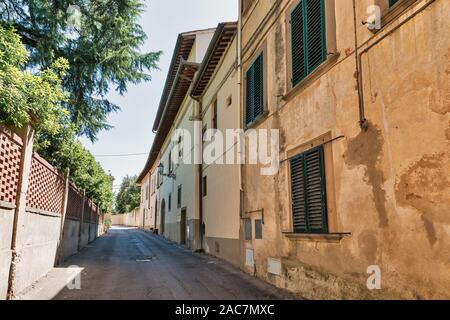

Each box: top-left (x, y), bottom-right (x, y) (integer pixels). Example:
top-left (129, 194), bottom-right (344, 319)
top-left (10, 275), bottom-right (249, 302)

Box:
top-left (190, 22), bottom-right (237, 99)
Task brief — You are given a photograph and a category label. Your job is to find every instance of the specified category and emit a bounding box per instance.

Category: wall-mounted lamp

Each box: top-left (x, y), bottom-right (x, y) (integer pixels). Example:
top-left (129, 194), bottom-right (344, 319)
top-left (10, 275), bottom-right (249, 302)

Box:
top-left (157, 163), bottom-right (176, 179)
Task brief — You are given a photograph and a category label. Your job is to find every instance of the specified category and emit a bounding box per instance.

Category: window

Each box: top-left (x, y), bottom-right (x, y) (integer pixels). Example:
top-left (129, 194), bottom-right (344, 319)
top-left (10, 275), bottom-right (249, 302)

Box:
top-left (178, 135), bottom-right (183, 159)
top-left (255, 220), bottom-right (263, 239)
top-left (168, 193), bottom-right (172, 211)
top-left (290, 145), bottom-right (328, 233)
top-left (202, 176), bottom-right (207, 197)
top-left (212, 100), bottom-right (218, 129)
top-left (177, 185), bottom-right (182, 208)
top-left (245, 219), bottom-right (252, 240)
top-left (226, 95), bottom-right (232, 107)
top-left (168, 151), bottom-right (172, 173)
top-left (245, 52), bottom-right (264, 126)
top-left (290, 0), bottom-right (327, 86)
top-left (389, 0), bottom-right (398, 6)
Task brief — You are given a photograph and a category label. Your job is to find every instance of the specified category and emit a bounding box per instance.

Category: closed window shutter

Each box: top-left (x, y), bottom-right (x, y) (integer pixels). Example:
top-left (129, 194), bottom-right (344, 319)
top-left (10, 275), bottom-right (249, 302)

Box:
top-left (291, 1), bottom-right (305, 86)
top-left (245, 52), bottom-right (264, 126)
top-left (290, 146), bottom-right (328, 233)
top-left (245, 66), bottom-right (254, 125)
top-left (290, 155), bottom-right (308, 232)
top-left (291, 0), bottom-right (326, 86)
top-left (306, 0), bottom-right (326, 72)
top-left (253, 53), bottom-right (264, 119)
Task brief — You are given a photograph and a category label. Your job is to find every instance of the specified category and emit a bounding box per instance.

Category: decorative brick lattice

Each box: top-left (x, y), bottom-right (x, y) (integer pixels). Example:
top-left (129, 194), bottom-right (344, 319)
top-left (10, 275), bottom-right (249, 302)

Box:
top-left (26, 155), bottom-right (64, 214)
top-left (85, 198), bottom-right (98, 223)
top-left (0, 130), bottom-right (22, 204)
top-left (66, 183), bottom-right (84, 219)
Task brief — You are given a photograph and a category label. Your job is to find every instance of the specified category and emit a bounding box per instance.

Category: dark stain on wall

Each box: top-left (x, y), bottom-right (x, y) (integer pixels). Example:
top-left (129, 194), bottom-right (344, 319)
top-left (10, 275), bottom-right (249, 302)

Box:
top-left (421, 215), bottom-right (438, 247)
top-left (344, 122), bottom-right (388, 228)
top-left (274, 22), bottom-right (285, 96)
top-left (395, 152), bottom-right (450, 246)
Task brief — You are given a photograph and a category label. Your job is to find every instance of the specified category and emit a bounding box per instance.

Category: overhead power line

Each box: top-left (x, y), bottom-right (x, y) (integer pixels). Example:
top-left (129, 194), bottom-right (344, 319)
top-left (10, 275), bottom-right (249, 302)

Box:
top-left (94, 153), bottom-right (148, 158)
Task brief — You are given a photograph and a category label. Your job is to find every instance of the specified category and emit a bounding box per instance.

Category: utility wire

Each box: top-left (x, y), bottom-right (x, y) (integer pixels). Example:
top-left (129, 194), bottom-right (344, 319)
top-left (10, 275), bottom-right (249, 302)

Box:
top-left (94, 153), bottom-right (148, 158)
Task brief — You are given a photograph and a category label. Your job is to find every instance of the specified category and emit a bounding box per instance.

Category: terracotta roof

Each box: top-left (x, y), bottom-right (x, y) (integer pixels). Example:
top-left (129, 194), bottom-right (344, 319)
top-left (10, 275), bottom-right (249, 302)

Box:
top-left (190, 22), bottom-right (238, 98)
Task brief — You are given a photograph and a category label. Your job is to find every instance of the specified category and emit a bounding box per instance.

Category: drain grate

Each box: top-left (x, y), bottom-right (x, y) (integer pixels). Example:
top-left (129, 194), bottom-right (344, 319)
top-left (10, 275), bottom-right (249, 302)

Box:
top-left (134, 256), bottom-right (157, 262)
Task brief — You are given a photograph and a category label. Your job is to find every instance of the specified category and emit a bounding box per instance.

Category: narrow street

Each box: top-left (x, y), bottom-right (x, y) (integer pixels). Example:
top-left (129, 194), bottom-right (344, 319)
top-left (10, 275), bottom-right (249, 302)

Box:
top-left (40, 227), bottom-right (294, 300)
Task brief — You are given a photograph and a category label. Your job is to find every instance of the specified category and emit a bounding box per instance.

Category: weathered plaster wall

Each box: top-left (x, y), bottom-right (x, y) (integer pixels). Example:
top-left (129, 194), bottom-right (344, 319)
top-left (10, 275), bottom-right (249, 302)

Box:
top-left (241, 0), bottom-right (450, 299)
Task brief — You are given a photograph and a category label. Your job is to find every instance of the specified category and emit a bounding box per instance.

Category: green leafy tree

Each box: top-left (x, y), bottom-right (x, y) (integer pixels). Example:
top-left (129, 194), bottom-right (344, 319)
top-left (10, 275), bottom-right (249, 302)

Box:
top-left (36, 132), bottom-right (115, 212)
top-left (0, 25), bottom-right (68, 134)
top-left (115, 175), bottom-right (140, 213)
top-left (0, 26), bottom-right (113, 212)
top-left (0, 0), bottom-right (161, 141)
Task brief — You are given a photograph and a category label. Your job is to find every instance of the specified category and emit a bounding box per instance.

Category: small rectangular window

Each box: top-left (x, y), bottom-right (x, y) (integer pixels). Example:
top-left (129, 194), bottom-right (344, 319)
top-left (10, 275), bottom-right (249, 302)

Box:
top-left (255, 219), bottom-right (263, 239)
top-left (177, 185), bottom-right (182, 208)
top-left (168, 193), bottom-right (172, 211)
top-left (290, 145), bottom-right (328, 234)
top-left (202, 176), bottom-right (207, 197)
top-left (226, 95), bottom-right (232, 107)
top-left (389, 0), bottom-right (398, 6)
top-left (212, 100), bottom-right (218, 129)
top-left (245, 52), bottom-right (264, 126)
top-left (245, 219), bottom-right (252, 240)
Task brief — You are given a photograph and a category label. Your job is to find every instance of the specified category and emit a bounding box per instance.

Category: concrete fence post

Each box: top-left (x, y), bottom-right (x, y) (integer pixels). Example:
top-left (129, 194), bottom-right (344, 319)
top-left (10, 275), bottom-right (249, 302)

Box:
top-left (7, 124), bottom-right (35, 300)
top-left (77, 191), bottom-right (86, 251)
top-left (56, 168), bottom-right (70, 265)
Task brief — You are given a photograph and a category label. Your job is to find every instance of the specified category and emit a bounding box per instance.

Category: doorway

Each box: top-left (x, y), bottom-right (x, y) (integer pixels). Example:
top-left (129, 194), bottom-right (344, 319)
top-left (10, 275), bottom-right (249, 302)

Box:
top-left (180, 208), bottom-right (186, 245)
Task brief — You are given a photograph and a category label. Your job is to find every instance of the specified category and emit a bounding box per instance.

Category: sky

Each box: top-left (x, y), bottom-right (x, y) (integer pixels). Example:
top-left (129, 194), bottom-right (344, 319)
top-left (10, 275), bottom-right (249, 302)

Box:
top-left (80, 0), bottom-right (238, 191)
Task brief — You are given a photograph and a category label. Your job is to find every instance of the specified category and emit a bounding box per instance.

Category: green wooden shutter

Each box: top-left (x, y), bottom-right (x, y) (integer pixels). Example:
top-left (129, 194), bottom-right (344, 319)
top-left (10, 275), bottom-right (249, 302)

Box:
top-left (290, 154), bottom-right (308, 232)
top-left (245, 52), bottom-right (264, 126)
top-left (290, 146), bottom-right (328, 233)
top-left (291, 1), bottom-right (306, 86)
top-left (305, 0), bottom-right (326, 73)
top-left (253, 53), bottom-right (264, 120)
top-left (389, 0), bottom-right (398, 7)
top-left (245, 64), bottom-right (254, 126)
top-left (291, 0), bottom-right (326, 86)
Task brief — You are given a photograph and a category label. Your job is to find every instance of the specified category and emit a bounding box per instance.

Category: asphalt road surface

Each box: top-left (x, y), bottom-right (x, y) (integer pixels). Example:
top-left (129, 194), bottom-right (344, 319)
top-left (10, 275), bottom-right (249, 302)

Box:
top-left (54, 227), bottom-right (295, 300)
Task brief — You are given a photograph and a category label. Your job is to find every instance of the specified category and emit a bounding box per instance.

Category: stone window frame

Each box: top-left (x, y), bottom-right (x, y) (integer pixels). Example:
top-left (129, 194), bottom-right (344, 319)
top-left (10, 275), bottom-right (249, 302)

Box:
top-left (242, 41), bottom-right (269, 130)
top-left (284, 0), bottom-right (338, 99)
top-left (283, 132), bottom-right (343, 241)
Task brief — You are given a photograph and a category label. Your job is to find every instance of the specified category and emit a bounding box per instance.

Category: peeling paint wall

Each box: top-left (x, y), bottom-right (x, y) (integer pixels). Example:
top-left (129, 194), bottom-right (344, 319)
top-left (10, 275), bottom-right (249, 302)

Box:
top-left (241, 0), bottom-right (450, 299)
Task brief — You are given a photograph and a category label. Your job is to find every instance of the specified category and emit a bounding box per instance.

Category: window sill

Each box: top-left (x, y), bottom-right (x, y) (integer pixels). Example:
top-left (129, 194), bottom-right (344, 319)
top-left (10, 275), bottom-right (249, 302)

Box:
top-left (374, 0), bottom-right (418, 33)
top-left (282, 52), bottom-right (340, 103)
top-left (245, 110), bottom-right (269, 130)
top-left (282, 232), bottom-right (351, 243)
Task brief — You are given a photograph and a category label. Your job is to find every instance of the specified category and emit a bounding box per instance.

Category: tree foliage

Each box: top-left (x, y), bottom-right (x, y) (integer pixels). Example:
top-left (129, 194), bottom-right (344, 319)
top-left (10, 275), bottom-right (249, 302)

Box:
top-left (0, 0), bottom-right (161, 141)
top-left (115, 175), bottom-right (140, 213)
top-left (35, 128), bottom-right (114, 212)
top-left (0, 25), bottom-right (68, 134)
top-left (0, 26), bottom-right (113, 212)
